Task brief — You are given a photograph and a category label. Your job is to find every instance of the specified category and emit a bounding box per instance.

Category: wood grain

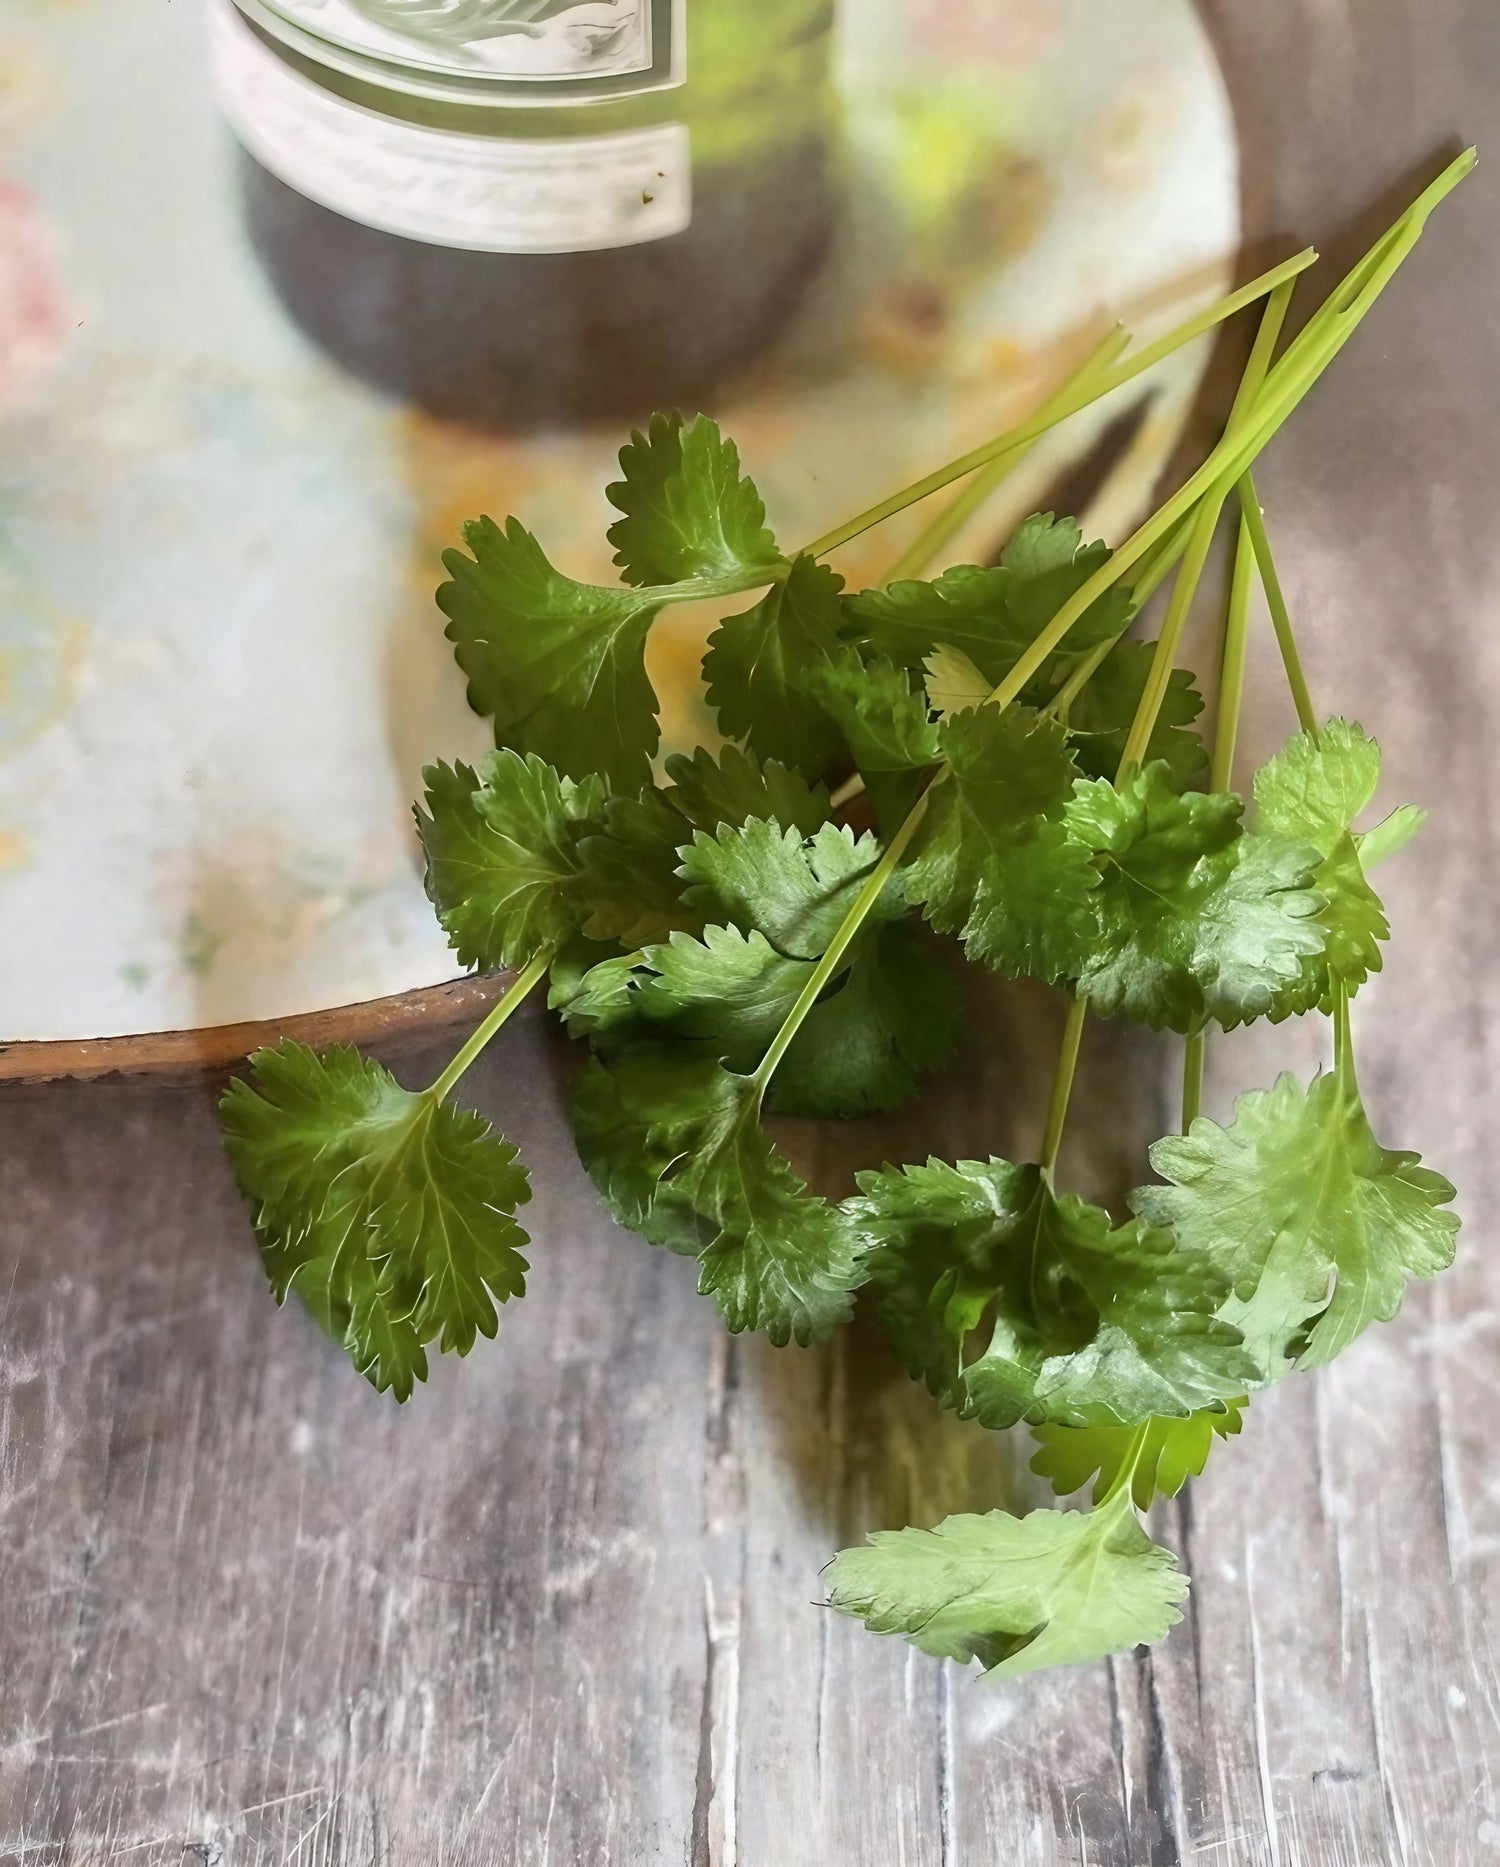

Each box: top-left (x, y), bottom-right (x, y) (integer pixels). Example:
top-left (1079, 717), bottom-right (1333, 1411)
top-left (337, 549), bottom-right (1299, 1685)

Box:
top-left (3, 2), bottom-right (1499, 1861)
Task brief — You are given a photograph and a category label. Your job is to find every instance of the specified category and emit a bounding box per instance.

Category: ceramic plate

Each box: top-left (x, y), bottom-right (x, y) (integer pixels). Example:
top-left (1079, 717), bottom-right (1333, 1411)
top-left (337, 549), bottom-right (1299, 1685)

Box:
top-left (0, 0), bottom-right (1239, 1071)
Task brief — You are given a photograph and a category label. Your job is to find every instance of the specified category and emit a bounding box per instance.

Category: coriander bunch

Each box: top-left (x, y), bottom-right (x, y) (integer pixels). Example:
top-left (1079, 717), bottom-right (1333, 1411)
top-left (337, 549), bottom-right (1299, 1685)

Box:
top-left (221, 151), bottom-right (1472, 1680)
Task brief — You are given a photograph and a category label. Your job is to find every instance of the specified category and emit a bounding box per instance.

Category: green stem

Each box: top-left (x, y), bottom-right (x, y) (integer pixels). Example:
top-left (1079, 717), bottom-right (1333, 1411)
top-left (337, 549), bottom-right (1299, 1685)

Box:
top-left (1043, 512), bottom-right (1198, 724)
top-left (1099, 1423), bottom-right (1153, 1508)
top-left (427, 947), bottom-right (553, 1104)
top-left (1181, 1028), bottom-right (1205, 1132)
top-left (880, 328), bottom-right (1132, 584)
top-left (1039, 994), bottom-right (1089, 1177)
top-left (1114, 500), bottom-right (1225, 777)
top-left (1210, 511), bottom-right (1258, 793)
top-left (1114, 279), bottom-right (1293, 777)
top-left (754, 156), bottom-right (1475, 1115)
top-left (752, 795), bottom-right (932, 1096)
top-left (1331, 978), bottom-right (1358, 1095)
top-left (801, 249), bottom-right (1318, 560)
top-left (996, 157), bottom-right (1469, 723)
top-left (1238, 476), bottom-right (1318, 736)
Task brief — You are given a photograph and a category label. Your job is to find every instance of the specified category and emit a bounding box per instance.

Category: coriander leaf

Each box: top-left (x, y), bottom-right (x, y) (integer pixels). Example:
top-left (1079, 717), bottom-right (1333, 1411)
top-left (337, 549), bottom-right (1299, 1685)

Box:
top-left (417, 752), bottom-right (605, 971)
top-left (1135, 1065), bottom-right (1460, 1378)
top-left (1065, 763), bottom-right (1325, 1032)
top-left (439, 516), bottom-right (660, 791)
top-left (769, 922), bottom-right (962, 1119)
top-left (571, 1046), bottom-right (863, 1343)
top-left (704, 553), bottom-right (849, 778)
top-left (1255, 715), bottom-right (1380, 833)
top-left (1030, 1402), bottom-right (1246, 1509)
top-left (808, 645), bottom-right (939, 828)
top-left (560, 924), bottom-right (809, 1069)
top-left (570, 787), bottom-right (702, 949)
top-left (1057, 640), bottom-right (1208, 789)
top-left (825, 1487), bottom-right (1187, 1678)
top-left (1358, 803), bottom-right (1425, 869)
top-left (605, 411), bottom-right (783, 588)
top-left (569, 748), bottom-right (837, 950)
top-left (570, 817), bottom-right (959, 1119)
top-left (850, 1157), bottom-right (1255, 1429)
top-left (843, 514), bottom-right (1131, 684)
top-left (663, 743), bottom-right (832, 838)
top-left (902, 705), bottom-right (1098, 982)
top-left (221, 1042), bottom-right (531, 1401)
top-left (808, 646), bottom-right (940, 774)
top-left (999, 511), bottom-right (1132, 648)
top-left (1253, 719), bottom-right (1391, 1012)
top-left (679, 817), bottom-right (898, 960)
top-left (546, 932), bottom-right (626, 1018)
top-left (844, 564), bottom-right (1019, 677)
top-left (924, 643), bottom-right (993, 717)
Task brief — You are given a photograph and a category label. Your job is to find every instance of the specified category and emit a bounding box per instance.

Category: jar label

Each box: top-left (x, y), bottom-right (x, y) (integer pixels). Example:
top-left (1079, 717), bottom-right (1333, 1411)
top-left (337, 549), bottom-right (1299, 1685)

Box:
top-left (253, 0), bottom-right (683, 97)
top-left (212, 2), bottom-right (692, 253)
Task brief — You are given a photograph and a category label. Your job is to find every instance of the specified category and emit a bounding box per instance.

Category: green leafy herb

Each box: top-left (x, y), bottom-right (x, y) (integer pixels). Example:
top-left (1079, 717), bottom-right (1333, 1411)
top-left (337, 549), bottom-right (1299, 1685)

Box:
top-left (923, 643), bottom-right (993, 716)
top-left (569, 746), bottom-right (835, 950)
top-left (221, 1041), bottom-right (531, 1401)
top-left (606, 411), bottom-right (785, 588)
top-left (438, 517), bottom-right (664, 792)
top-left (808, 645), bottom-right (939, 825)
top-left (824, 1485), bottom-right (1188, 1678)
top-left (703, 553), bottom-right (850, 777)
top-left (1134, 1025), bottom-right (1459, 1378)
top-left (843, 514), bottom-right (1132, 685)
top-left (1058, 639), bottom-right (1208, 788)
top-left (569, 817), bottom-right (960, 1118)
top-left (1064, 763), bottom-right (1326, 1031)
top-left (571, 1046), bottom-right (863, 1344)
top-left (1030, 1402), bottom-right (1246, 1509)
top-left (902, 705), bottom-right (1098, 982)
top-left (1252, 718), bottom-right (1393, 1012)
top-left (418, 751), bottom-right (605, 970)
top-left (216, 156), bottom-right (1473, 1707)
top-left (852, 1156), bottom-right (1255, 1428)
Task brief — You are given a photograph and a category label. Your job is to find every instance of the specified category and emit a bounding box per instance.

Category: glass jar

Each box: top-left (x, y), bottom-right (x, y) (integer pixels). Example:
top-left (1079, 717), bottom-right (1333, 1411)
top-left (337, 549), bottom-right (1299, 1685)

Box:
top-left (210, 0), bottom-right (841, 429)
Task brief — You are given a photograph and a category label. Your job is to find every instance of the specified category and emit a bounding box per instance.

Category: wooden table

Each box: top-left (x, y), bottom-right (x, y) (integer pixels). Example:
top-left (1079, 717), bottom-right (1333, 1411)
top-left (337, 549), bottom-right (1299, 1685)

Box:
top-left (2, 3), bottom-right (1496, 1860)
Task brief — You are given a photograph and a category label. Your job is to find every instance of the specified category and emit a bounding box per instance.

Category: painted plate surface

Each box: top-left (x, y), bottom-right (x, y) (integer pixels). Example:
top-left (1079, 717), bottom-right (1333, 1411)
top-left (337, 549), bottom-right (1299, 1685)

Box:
top-left (0, 0), bottom-right (1238, 1048)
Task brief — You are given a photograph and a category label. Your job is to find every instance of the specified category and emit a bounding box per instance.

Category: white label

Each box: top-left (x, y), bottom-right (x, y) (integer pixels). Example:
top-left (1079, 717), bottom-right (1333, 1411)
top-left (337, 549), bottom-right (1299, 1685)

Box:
top-left (265, 0), bottom-right (656, 86)
top-left (211, 1), bottom-right (691, 253)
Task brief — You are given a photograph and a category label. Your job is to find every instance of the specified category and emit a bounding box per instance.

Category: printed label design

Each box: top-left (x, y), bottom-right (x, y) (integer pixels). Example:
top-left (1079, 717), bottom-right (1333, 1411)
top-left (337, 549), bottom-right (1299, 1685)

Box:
top-left (265, 0), bottom-right (674, 90)
top-left (212, 1), bottom-right (691, 253)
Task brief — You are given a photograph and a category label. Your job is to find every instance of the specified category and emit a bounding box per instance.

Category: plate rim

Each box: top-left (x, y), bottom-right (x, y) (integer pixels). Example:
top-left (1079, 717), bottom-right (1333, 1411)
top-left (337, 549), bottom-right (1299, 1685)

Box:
top-left (0, 971), bottom-right (516, 1083)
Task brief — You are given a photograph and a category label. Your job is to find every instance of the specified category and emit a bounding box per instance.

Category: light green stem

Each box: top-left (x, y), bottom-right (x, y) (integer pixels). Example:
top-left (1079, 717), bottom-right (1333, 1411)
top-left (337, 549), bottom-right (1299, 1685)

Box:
top-left (1039, 993), bottom-right (1089, 1177)
top-left (1238, 476), bottom-right (1319, 737)
top-left (1181, 515), bottom-right (1250, 1133)
top-left (1113, 500), bottom-right (1225, 777)
top-left (1099, 1423), bottom-right (1153, 1507)
top-left (1210, 512), bottom-right (1258, 793)
top-left (1043, 513), bottom-right (1197, 724)
top-left (984, 157), bottom-right (1470, 721)
top-left (880, 328), bottom-right (1132, 584)
top-left (752, 795), bottom-right (932, 1096)
top-left (1331, 978), bottom-right (1358, 1093)
top-left (801, 250), bottom-right (1318, 560)
top-left (751, 154), bottom-right (1475, 1113)
top-left (1181, 1028), bottom-right (1205, 1132)
top-left (1114, 279), bottom-right (1293, 777)
top-left (427, 947), bottom-right (554, 1103)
